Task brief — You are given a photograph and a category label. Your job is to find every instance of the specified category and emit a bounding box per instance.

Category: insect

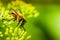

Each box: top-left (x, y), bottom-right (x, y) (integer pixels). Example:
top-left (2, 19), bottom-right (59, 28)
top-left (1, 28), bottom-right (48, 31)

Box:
top-left (9, 9), bottom-right (26, 31)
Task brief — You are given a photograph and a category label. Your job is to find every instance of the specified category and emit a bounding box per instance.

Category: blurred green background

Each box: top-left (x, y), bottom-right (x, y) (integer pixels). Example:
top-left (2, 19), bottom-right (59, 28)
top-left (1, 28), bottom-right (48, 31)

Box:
top-left (0, 0), bottom-right (60, 40)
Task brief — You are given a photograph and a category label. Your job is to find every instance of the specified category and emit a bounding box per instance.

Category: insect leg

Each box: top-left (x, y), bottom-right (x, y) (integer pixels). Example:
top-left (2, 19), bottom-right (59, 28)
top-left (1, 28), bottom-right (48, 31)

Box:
top-left (8, 18), bottom-right (16, 21)
top-left (20, 20), bottom-right (26, 31)
top-left (2, 18), bottom-right (16, 22)
top-left (16, 19), bottom-right (22, 27)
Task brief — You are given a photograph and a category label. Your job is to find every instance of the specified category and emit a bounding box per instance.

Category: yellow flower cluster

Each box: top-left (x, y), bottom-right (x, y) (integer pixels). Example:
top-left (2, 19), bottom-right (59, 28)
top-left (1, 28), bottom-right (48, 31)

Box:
top-left (0, 0), bottom-right (39, 40)
top-left (0, 24), bottom-right (31, 40)
top-left (0, 32), bottom-right (3, 37)
top-left (4, 27), bottom-right (30, 40)
top-left (8, 0), bottom-right (39, 18)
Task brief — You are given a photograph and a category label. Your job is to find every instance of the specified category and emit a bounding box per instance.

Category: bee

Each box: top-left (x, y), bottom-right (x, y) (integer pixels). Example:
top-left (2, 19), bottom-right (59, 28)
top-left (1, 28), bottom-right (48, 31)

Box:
top-left (9, 9), bottom-right (26, 31)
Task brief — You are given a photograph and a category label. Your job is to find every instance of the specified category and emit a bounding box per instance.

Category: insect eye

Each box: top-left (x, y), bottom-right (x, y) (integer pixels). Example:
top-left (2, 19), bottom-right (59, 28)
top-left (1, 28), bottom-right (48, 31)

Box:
top-left (11, 13), bottom-right (14, 14)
